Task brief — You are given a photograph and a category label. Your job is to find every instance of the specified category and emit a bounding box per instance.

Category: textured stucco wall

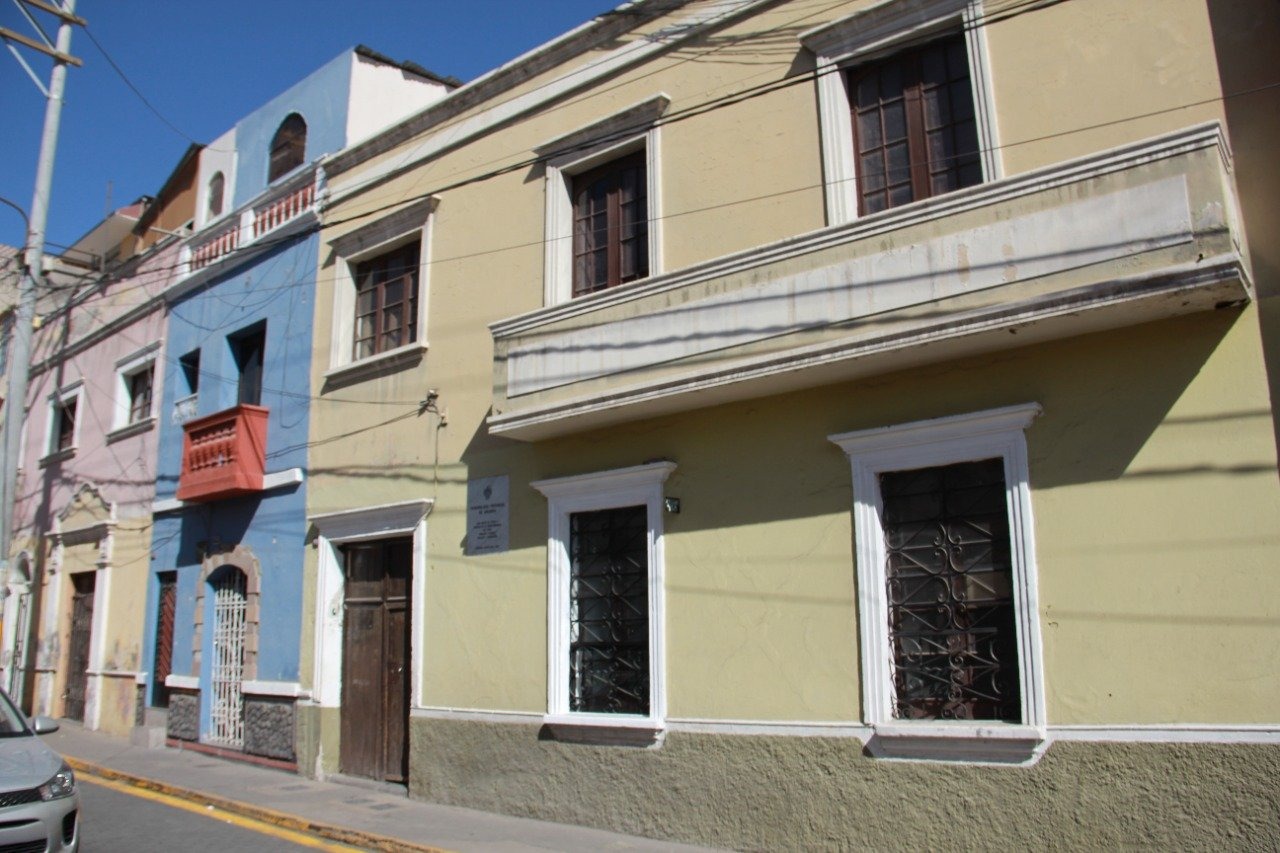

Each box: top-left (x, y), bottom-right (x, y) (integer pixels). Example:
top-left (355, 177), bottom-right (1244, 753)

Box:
top-left (410, 717), bottom-right (1280, 851)
top-left (244, 696), bottom-right (295, 761)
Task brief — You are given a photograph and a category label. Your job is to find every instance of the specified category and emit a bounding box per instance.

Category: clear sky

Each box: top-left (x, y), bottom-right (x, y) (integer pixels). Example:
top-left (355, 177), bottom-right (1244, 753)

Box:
top-left (0, 0), bottom-right (611, 253)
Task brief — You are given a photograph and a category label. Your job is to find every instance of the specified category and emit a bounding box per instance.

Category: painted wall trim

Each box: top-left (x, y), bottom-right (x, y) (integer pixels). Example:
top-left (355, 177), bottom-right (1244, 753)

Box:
top-left (165, 674), bottom-right (200, 690)
top-left (153, 468), bottom-right (304, 514)
top-left (242, 679), bottom-right (310, 698)
top-left (490, 256), bottom-right (1246, 439)
top-left (403, 707), bottom-right (1280, 746)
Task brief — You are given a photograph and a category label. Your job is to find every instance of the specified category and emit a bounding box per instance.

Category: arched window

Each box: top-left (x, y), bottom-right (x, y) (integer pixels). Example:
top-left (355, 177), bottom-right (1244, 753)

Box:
top-left (207, 172), bottom-right (225, 219)
top-left (268, 113), bottom-right (307, 182)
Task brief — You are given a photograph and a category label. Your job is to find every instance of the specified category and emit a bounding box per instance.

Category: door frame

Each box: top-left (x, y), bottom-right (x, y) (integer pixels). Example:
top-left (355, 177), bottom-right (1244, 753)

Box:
top-left (308, 500), bottom-right (431, 762)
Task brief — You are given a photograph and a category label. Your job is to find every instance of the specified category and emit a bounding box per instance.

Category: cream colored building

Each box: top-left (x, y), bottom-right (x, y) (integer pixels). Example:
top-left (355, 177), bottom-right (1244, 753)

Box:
top-left (302, 0), bottom-right (1280, 847)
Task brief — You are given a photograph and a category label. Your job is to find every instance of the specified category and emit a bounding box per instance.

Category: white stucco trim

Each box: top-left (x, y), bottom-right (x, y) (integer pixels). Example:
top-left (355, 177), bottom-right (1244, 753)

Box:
top-left (165, 673), bottom-right (200, 690)
top-left (111, 340), bottom-right (162, 432)
top-left (241, 679), bottom-right (310, 698)
top-left (541, 98), bottom-right (668, 306)
top-left (800, 0), bottom-right (1001, 226)
top-left (151, 468), bottom-right (304, 514)
top-left (404, 707), bottom-right (1280, 748)
top-left (308, 499), bottom-right (434, 709)
top-left (830, 403), bottom-right (1045, 764)
top-left (41, 380), bottom-right (84, 461)
top-left (532, 461), bottom-right (675, 734)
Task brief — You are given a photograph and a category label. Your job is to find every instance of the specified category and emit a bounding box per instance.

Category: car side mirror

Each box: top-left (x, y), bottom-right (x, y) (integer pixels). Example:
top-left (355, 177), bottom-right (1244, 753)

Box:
top-left (30, 716), bottom-right (59, 735)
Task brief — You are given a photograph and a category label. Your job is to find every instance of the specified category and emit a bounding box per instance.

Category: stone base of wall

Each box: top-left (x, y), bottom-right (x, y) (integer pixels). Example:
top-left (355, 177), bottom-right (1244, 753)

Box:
top-left (165, 690), bottom-right (199, 742)
top-left (408, 716), bottom-right (1280, 850)
top-left (244, 695), bottom-right (296, 761)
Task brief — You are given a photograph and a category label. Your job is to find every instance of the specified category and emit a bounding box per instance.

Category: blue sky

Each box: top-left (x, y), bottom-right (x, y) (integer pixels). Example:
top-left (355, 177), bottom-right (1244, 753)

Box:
top-left (0, 0), bottom-right (611, 252)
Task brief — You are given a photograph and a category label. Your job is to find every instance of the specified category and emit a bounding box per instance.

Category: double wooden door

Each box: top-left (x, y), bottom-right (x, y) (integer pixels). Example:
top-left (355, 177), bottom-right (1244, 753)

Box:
top-left (340, 538), bottom-right (411, 783)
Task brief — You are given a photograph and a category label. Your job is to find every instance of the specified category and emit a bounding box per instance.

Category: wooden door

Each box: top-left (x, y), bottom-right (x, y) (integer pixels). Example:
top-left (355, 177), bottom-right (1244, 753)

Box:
top-left (64, 572), bottom-right (95, 721)
top-left (340, 539), bottom-right (411, 782)
top-left (152, 572), bottom-right (177, 707)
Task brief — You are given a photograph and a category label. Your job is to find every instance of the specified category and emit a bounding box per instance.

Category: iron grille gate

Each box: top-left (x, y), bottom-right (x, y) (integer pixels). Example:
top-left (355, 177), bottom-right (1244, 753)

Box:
top-left (209, 570), bottom-right (247, 747)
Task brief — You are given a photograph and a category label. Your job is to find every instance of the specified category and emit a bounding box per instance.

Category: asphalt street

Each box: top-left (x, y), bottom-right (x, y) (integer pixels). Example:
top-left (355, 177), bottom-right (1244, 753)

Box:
top-left (78, 776), bottom-right (356, 852)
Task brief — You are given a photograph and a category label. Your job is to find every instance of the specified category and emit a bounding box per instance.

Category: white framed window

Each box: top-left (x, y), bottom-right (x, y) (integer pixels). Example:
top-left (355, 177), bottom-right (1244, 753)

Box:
top-left (110, 342), bottom-right (161, 436)
top-left (538, 95), bottom-right (668, 306)
top-left (324, 197), bottom-right (437, 383)
top-left (801, 0), bottom-right (1001, 226)
top-left (830, 403), bottom-right (1045, 764)
top-left (531, 461), bottom-right (674, 745)
top-left (43, 380), bottom-right (83, 461)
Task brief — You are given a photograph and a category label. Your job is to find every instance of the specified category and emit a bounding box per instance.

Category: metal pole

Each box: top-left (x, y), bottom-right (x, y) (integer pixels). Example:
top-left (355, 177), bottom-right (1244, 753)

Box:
top-left (0, 0), bottom-right (79, 612)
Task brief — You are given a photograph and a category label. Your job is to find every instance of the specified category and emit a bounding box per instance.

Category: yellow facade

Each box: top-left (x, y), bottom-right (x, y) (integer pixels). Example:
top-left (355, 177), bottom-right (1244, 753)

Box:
top-left (303, 0), bottom-right (1280, 846)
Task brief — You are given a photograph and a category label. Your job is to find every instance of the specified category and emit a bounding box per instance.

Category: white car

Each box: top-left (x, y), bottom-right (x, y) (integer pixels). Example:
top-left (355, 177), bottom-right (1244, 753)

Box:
top-left (0, 689), bottom-right (78, 852)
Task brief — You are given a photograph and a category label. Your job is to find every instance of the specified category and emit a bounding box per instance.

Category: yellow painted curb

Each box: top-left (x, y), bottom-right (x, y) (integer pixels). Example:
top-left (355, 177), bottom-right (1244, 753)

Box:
top-left (66, 756), bottom-right (450, 853)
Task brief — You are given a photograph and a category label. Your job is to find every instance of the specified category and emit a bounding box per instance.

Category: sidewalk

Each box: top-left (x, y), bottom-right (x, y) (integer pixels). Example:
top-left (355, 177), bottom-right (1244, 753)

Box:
top-left (46, 723), bottom-right (722, 853)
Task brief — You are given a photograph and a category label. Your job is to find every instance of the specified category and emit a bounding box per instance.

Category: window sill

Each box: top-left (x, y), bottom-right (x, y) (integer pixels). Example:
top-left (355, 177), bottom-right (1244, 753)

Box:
top-left (540, 713), bottom-right (665, 747)
top-left (322, 341), bottom-right (428, 389)
top-left (106, 416), bottom-right (156, 443)
top-left (866, 722), bottom-right (1046, 765)
top-left (38, 448), bottom-right (75, 467)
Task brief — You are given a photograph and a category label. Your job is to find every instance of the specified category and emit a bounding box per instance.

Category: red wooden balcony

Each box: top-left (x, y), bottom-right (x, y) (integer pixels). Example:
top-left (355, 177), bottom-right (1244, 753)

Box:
top-left (177, 404), bottom-right (269, 502)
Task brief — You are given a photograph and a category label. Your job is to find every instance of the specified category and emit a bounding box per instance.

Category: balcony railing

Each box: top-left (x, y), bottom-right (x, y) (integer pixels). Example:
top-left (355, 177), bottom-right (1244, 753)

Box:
top-left (171, 394), bottom-right (199, 425)
top-left (189, 223), bottom-right (240, 271)
top-left (176, 404), bottom-right (269, 502)
top-left (178, 167), bottom-right (321, 284)
top-left (488, 123), bottom-right (1249, 440)
top-left (254, 180), bottom-right (315, 238)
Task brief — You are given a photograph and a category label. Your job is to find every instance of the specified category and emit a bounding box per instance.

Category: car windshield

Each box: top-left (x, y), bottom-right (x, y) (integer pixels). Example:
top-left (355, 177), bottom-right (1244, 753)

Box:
top-left (0, 690), bottom-right (32, 738)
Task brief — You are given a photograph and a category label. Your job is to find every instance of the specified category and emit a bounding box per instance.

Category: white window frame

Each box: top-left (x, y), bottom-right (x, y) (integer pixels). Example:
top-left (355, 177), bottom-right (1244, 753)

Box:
top-left (531, 460), bottom-right (674, 744)
top-left (538, 95), bottom-right (669, 306)
top-left (307, 499), bottom-right (433, 710)
top-left (42, 380), bottom-right (84, 460)
top-left (324, 196), bottom-right (438, 383)
top-left (830, 403), bottom-right (1045, 764)
top-left (110, 341), bottom-right (161, 435)
top-left (800, 0), bottom-right (1002, 227)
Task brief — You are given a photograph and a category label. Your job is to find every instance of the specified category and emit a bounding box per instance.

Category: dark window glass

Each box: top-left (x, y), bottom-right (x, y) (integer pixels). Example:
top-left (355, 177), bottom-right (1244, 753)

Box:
top-left (569, 505), bottom-right (649, 715)
top-left (848, 34), bottom-right (982, 215)
top-left (268, 113), bottom-right (307, 182)
top-left (127, 366), bottom-right (154, 424)
top-left (208, 172), bottom-right (225, 219)
top-left (571, 151), bottom-right (648, 297)
top-left (879, 458), bottom-right (1021, 722)
top-left (179, 350), bottom-right (200, 396)
top-left (353, 242), bottom-right (420, 361)
top-left (232, 328), bottom-right (265, 407)
top-left (55, 397), bottom-right (77, 451)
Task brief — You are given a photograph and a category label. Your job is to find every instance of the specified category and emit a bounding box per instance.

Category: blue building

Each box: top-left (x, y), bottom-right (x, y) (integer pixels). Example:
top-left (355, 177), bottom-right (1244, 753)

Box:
top-left (140, 48), bottom-right (454, 762)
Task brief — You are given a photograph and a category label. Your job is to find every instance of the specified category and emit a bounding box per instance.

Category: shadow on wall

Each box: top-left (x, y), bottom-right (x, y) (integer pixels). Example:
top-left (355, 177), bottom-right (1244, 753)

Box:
top-left (1206, 0), bottom-right (1280, 460)
top-left (452, 308), bottom-right (1250, 553)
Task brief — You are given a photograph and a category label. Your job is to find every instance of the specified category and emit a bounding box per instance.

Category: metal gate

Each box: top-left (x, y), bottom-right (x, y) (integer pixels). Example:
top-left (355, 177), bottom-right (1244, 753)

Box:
top-left (209, 569), bottom-right (246, 747)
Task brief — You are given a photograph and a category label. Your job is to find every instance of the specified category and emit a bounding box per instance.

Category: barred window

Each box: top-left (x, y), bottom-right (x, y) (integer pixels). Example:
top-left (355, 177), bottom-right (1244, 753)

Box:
top-left (880, 458), bottom-right (1021, 721)
top-left (569, 505), bottom-right (650, 715)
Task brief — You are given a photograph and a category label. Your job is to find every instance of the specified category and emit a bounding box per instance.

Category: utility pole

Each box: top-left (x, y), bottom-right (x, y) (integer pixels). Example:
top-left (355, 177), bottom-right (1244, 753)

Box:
top-left (0, 1), bottom-right (84, 626)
